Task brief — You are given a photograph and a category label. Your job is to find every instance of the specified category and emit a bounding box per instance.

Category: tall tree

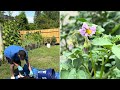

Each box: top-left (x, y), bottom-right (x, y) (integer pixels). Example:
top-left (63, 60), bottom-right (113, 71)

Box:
top-left (34, 11), bottom-right (41, 23)
top-left (34, 11), bottom-right (59, 29)
top-left (43, 11), bottom-right (59, 21)
top-left (15, 11), bottom-right (29, 30)
top-left (43, 11), bottom-right (59, 28)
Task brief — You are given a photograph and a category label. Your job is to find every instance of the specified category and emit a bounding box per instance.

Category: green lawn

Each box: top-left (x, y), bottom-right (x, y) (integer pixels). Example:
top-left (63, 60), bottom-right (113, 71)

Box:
top-left (0, 45), bottom-right (60, 79)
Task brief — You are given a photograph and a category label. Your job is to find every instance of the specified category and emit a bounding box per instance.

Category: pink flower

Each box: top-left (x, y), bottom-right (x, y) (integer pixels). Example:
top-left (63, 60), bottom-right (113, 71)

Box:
top-left (79, 23), bottom-right (96, 37)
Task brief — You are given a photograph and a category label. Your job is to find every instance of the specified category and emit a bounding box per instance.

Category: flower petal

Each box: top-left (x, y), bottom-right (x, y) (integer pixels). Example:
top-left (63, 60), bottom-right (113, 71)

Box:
top-left (90, 26), bottom-right (96, 34)
top-left (82, 23), bottom-right (89, 29)
top-left (79, 28), bottom-right (86, 36)
top-left (85, 33), bottom-right (88, 37)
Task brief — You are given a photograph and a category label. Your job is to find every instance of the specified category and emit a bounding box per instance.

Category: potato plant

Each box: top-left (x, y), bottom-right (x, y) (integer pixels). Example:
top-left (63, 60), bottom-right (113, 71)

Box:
top-left (60, 12), bottom-right (120, 79)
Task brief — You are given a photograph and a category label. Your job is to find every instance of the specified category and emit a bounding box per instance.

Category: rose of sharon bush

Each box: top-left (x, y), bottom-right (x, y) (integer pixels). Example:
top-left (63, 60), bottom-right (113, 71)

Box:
top-left (79, 23), bottom-right (96, 37)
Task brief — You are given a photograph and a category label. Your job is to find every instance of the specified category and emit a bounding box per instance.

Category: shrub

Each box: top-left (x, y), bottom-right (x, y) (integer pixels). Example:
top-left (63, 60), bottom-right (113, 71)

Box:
top-left (51, 36), bottom-right (57, 45)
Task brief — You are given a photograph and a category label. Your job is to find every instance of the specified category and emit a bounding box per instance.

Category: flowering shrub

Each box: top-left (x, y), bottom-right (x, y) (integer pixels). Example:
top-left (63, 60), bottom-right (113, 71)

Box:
top-left (60, 12), bottom-right (120, 79)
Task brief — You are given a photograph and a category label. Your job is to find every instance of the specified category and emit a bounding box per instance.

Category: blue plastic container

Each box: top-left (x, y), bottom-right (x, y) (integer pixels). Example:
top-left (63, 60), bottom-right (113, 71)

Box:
top-left (38, 68), bottom-right (55, 79)
top-left (55, 72), bottom-right (60, 79)
top-left (32, 67), bottom-right (39, 79)
top-left (12, 64), bottom-right (57, 79)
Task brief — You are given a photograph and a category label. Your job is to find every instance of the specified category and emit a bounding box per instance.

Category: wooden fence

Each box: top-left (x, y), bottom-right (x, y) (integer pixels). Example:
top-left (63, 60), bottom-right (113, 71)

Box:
top-left (20, 28), bottom-right (60, 44)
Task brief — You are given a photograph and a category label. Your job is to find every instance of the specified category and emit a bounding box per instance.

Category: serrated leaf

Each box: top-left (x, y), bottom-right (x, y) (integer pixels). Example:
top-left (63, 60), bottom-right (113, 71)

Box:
top-left (68, 68), bottom-right (76, 79)
top-left (92, 38), bottom-right (113, 46)
top-left (112, 45), bottom-right (120, 59)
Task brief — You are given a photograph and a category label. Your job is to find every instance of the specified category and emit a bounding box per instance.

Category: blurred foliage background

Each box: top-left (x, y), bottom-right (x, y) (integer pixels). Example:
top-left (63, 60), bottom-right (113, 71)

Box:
top-left (60, 11), bottom-right (120, 54)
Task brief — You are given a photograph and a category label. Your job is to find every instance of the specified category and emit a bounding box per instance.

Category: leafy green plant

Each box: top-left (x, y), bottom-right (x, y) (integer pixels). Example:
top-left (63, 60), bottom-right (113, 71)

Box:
top-left (2, 20), bottom-right (22, 49)
top-left (60, 12), bottom-right (120, 79)
top-left (22, 32), bottom-right (43, 50)
top-left (51, 36), bottom-right (57, 45)
top-left (46, 38), bottom-right (51, 43)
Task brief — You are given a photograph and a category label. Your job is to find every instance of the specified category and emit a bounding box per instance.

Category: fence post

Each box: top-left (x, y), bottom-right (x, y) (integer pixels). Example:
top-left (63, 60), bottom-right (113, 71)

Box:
top-left (0, 24), bottom-right (3, 66)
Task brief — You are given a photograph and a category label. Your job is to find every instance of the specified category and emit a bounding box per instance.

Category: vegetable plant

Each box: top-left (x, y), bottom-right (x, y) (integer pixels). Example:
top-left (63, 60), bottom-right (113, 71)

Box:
top-left (60, 12), bottom-right (120, 79)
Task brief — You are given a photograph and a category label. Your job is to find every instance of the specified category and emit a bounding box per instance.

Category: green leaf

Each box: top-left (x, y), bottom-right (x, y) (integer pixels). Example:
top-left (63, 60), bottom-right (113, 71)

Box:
top-left (76, 70), bottom-right (88, 79)
top-left (109, 55), bottom-right (115, 59)
top-left (60, 70), bottom-right (70, 79)
top-left (61, 33), bottom-right (67, 39)
top-left (60, 63), bottom-right (69, 70)
top-left (94, 48), bottom-right (107, 52)
top-left (105, 63), bottom-right (112, 67)
top-left (72, 48), bottom-right (81, 55)
top-left (60, 58), bottom-right (72, 71)
top-left (77, 18), bottom-right (87, 22)
top-left (68, 68), bottom-right (76, 79)
top-left (111, 61), bottom-right (116, 65)
top-left (96, 26), bottom-right (105, 33)
top-left (110, 24), bottom-right (120, 34)
top-left (63, 52), bottom-right (72, 57)
top-left (73, 58), bottom-right (82, 69)
top-left (60, 55), bottom-right (67, 62)
top-left (69, 16), bottom-right (75, 20)
top-left (95, 71), bottom-right (101, 78)
top-left (115, 56), bottom-right (120, 70)
top-left (92, 38), bottom-right (113, 46)
top-left (70, 54), bottom-right (77, 59)
top-left (112, 45), bottom-right (120, 59)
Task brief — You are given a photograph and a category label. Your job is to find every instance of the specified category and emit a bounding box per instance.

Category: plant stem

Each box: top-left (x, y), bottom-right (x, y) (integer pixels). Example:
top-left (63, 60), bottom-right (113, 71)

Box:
top-left (92, 60), bottom-right (96, 78)
top-left (82, 64), bottom-right (91, 78)
top-left (100, 51), bottom-right (112, 79)
top-left (102, 66), bottom-right (116, 79)
top-left (100, 57), bottom-right (104, 79)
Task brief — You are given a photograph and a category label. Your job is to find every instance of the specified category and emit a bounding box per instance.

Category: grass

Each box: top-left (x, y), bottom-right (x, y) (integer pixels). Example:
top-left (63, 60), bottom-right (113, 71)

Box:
top-left (0, 45), bottom-right (60, 79)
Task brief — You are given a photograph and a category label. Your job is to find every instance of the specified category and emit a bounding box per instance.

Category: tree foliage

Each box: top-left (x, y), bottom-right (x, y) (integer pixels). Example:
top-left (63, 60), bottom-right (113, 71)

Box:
top-left (15, 11), bottom-right (29, 30)
top-left (34, 11), bottom-right (59, 29)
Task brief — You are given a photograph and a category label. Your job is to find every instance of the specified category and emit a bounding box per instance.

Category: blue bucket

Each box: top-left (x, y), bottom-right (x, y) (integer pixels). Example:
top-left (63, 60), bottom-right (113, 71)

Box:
top-left (55, 72), bottom-right (60, 79)
top-left (38, 68), bottom-right (55, 79)
top-left (32, 67), bottom-right (39, 79)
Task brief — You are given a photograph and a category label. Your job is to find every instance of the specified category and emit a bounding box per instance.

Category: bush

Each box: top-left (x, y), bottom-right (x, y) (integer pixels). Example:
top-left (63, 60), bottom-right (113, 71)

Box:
top-left (47, 38), bottom-right (51, 43)
top-left (22, 31), bottom-right (43, 50)
top-left (51, 36), bottom-right (57, 45)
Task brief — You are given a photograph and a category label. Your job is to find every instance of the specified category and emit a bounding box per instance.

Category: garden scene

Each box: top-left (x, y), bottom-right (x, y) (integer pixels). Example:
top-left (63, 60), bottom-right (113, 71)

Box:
top-left (0, 11), bottom-right (60, 79)
top-left (60, 11), bottom-right (120, 79)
